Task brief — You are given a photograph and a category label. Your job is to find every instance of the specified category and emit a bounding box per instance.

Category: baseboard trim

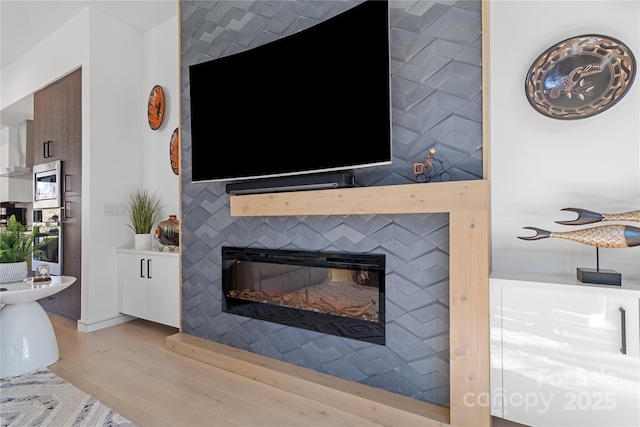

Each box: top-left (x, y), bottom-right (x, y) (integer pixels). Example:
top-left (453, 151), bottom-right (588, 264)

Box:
top-left (77, 314), bottom-right (136, 332)
top-left (165, 332), bottom-right (450, 427)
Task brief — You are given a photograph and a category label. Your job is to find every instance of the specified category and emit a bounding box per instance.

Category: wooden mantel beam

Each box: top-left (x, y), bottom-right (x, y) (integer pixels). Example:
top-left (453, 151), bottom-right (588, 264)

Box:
top-left (230, 180), bottom-right (488, 217)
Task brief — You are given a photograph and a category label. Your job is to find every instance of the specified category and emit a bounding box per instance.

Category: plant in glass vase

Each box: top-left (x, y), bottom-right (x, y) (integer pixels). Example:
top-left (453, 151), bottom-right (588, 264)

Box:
top-left (0, 215), bottom-right (50, 283)
top-left (125, 188), bottom-right (162, 250)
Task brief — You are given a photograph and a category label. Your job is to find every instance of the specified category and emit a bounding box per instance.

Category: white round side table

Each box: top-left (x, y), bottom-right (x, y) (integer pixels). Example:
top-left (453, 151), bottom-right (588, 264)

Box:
top-left (0, 275), bottom-right (76, 378)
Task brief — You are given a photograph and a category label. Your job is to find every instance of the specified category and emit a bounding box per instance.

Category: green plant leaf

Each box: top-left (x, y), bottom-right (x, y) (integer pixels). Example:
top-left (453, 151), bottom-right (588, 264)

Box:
top-left (125, 188), bottom-right (162, 234)
top-left (0, 215), bottom-right (54, 263)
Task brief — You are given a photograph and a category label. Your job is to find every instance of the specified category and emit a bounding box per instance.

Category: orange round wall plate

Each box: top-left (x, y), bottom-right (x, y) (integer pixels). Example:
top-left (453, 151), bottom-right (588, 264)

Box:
top-left (170, 127), bottom-right (179, 175)
top-left (148, 85), bottom-right (165, 130)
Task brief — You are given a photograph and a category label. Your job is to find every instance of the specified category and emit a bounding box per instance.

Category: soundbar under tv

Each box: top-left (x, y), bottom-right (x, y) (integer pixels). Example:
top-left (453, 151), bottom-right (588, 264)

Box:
top-left (226, 172), bottom-right (355, 195)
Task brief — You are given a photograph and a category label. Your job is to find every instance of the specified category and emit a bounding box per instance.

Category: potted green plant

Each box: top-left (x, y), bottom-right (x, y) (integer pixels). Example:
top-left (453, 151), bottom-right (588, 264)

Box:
top-left (125, 188), bottom-right (162, 249)
top-left (0, 215), bottom-right (49, 283)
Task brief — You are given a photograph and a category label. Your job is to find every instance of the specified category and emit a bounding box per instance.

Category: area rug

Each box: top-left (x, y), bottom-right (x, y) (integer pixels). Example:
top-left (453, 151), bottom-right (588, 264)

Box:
top-left (0, 368), bottom-right (137, 426)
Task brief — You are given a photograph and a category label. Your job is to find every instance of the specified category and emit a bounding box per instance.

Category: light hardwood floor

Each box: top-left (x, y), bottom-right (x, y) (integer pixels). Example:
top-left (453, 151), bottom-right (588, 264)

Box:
top-left (50, 314), bottom-right (427, 427)
top-left (48, 313), bottom-right (523, 427)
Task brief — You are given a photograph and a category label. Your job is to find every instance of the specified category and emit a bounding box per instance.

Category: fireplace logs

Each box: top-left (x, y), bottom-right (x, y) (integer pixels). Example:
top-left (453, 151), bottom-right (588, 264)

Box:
top-left (227, 282), bottom-right (379, 322)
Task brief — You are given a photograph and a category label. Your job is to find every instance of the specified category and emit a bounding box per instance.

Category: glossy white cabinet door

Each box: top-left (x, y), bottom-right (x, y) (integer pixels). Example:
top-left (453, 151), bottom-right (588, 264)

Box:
top-left (491, 274), bottom-right (640, 427)
top-left (118, 253), bottom-right (148, 319)
top-left (146, 254), bottom-right (179, 327)
top-left (490, 279), bottom-right (504, 418)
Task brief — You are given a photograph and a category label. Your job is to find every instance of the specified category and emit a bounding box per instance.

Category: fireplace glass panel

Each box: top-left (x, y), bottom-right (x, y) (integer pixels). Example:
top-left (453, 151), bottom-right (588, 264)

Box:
top-left (222, 247), bottom-right (385, 344)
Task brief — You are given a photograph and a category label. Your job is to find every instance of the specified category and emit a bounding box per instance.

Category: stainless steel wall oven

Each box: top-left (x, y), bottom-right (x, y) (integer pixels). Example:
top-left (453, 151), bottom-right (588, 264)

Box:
top-left (32, 208), bottom-right (63, 275)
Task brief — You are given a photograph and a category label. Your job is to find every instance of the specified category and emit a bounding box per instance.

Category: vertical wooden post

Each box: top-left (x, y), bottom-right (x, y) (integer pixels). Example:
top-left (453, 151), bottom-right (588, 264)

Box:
top-left (449, 211), bottom-right (490, 426)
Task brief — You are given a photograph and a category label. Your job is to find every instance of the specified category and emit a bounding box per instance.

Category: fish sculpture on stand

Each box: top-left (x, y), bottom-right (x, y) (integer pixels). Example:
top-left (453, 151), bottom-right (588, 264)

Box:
top-left (519, 207), bottom-right (640, 286)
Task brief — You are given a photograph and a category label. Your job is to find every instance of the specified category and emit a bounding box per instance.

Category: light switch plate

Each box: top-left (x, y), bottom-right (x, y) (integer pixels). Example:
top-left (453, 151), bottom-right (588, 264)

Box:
top-left (103, 202), bottom-right (126, 216)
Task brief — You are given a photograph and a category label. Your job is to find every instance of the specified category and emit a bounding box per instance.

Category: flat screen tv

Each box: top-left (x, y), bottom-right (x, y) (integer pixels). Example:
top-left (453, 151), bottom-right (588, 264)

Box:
top-left (189, 0), bottom-right (391, 183)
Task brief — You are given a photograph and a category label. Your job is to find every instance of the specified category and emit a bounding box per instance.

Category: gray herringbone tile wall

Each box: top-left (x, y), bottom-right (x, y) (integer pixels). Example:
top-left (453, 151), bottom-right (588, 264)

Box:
top-left (180, 0), bottom-right (482, 407)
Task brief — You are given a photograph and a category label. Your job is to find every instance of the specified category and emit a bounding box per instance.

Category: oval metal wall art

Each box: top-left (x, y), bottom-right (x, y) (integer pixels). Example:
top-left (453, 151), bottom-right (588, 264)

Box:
top-left (170, 127), bottom-right (179, 175)
top-left (525, 34), bottom-right (636, 120)
top-left (147, 85), bottom-right (165, 130)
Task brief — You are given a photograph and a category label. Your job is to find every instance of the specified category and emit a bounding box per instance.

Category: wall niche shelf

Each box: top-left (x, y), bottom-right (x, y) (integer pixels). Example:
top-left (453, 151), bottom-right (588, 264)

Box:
top-left (224, 179), bottom-right (490, 426)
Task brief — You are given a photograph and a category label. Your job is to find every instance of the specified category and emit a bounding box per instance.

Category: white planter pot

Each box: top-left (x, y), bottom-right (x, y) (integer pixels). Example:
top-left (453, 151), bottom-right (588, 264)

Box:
top-left (134, 233), bottom-right (152, 250)
top-left (0, 261), bottom-right (28, 284)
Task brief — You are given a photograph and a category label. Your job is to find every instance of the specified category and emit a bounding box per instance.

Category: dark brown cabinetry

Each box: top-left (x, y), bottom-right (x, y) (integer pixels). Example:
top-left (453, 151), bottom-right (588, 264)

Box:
top-left (34, 68), bottom-right (82, 320)
top-left (34, 77), bottom-right (68, 163)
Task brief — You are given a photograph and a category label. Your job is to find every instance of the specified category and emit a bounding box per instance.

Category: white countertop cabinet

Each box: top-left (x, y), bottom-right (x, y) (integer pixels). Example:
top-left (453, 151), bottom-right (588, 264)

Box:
top-left (490, 272), bottom-right (640, 427)
top-left (118, 249), bottom-right (179, 328)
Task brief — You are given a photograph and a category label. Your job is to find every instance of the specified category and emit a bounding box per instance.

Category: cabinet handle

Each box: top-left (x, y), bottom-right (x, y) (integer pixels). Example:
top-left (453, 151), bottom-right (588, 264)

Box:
top-left (64, 201), bottom-right (71, 219)
top-left (65, 174), bottom-right (71, 192)
top-left (619, 307), bottom-right (627, 355)
top-left (43, 141), bottom-right (48, 158)
top-left (147, 259), bottom-right (152, 279)
top-left (140, 258), bottom-right (145, 278)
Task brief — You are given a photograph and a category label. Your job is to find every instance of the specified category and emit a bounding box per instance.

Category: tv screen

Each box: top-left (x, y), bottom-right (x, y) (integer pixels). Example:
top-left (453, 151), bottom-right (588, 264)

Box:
top-left (189, 0), bottom-right (391, 183)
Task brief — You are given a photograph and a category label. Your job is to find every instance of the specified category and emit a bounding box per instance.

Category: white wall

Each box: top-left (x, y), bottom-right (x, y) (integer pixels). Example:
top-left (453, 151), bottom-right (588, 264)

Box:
top-left (142, 16), bottom-right (180, 232)
top-left (0, 10), bottom-right (89, 110)
top-left (82, 9), bottom-right (146, 326)
top-left (490, 0), bottom-right (640, 280)
top-left (0, 5), bottom-right (179, 331)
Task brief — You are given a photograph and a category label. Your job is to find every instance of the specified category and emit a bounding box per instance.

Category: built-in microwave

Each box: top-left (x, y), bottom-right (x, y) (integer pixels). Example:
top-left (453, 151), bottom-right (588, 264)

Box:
top-left (33, 160), bottom-right (62, 209)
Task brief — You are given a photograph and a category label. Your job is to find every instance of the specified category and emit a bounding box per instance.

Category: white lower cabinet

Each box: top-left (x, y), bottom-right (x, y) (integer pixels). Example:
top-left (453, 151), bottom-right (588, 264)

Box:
top-left (491, 272), bottom-right (640, 427)
top-left (118, 249), bottom-right (179, 328)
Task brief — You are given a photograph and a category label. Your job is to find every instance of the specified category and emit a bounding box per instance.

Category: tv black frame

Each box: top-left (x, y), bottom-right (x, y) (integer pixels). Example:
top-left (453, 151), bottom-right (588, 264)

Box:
top-left (189, 0), bottom-right (392, 184)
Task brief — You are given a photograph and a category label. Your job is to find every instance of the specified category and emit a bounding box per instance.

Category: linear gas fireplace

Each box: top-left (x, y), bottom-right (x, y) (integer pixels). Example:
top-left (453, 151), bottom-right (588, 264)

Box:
top-left (222, 247), bottom-right (386, 344)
